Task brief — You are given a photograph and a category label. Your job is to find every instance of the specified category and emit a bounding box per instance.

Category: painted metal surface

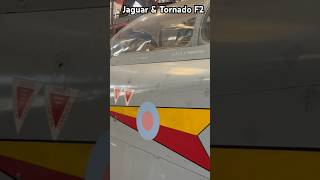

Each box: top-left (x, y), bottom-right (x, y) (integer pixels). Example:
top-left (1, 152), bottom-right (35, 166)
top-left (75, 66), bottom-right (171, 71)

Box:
top-left (0, 141), bottom-right (94, 179)
top-left (111, 59), bottom-right (210, 107)
top-left (85, 132), bottom-right (109, 180)
top-left (0, 4), bottom-right (108, 179)
top-left (111, 118), bottom-right (209, 180)
top-left (110, 0), bottom-right (210, 179)
top-left (110, 106), bottom-right (210, 171)
top-left (212, 0), bottom-right (320, 148)
top-left (0, 8), bottom-right (107, 141)
top-left (212, 147), bottom-right (320, 180)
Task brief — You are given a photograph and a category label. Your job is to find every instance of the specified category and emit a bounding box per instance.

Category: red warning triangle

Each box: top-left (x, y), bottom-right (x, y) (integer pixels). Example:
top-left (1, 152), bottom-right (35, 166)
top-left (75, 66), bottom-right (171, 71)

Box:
top-left (49, 93), bottom-right (69, 128)
top-left (124, 88), bottom-right (134, 106)
top-left (16, 87), bottom-right (34, 119)
top-left (45, 86), bottom-right (79, 140)
top-left (13, 78), bottom-right (42, 134)
top-left (113, 87), bottom-right (121, 104)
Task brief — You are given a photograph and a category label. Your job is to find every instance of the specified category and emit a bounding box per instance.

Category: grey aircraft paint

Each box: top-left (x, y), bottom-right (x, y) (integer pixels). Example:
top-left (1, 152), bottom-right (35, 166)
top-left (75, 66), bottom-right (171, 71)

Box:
top-left (0, 1), bottom-right (109, 178)
top-left (212, 0), bottom-right (320, 148)
top-left (0, 1), bottom-right (108, 142)
top-left (110, 0), bottom-right (210, 179)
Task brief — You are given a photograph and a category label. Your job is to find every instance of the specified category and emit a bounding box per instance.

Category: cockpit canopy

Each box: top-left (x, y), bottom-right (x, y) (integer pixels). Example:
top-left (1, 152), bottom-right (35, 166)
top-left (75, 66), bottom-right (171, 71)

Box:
top-left (111, 0), bottom-right (209, 57)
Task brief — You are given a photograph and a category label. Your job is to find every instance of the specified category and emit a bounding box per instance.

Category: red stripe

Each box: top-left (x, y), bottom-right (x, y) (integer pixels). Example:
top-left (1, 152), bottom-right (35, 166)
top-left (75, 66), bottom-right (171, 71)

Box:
top-left (110, 111), bottom-right (137, 130)
top-left (110, 111), bottom-right (211, 171)
top-left (155, 126), bottom-right (211, 171)
top-left (0, 155), bottom-right (82, 180)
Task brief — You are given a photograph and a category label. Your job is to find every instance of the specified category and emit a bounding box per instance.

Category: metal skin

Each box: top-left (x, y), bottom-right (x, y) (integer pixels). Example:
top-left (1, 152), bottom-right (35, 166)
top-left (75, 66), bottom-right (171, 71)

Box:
top-left (110, 0), bottom-right (210, 179)
top-left (212, 0), bottom-right (320, 149)
top-left (211, 0), bottom-right (320, 179)
top-left (0, 2), bottom-right (108, 179)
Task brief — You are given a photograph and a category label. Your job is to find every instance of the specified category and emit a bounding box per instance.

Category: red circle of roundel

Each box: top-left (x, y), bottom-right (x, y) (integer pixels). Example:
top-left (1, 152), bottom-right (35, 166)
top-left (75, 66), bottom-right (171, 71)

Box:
top-left (142, 111), bottom-right (154, 131)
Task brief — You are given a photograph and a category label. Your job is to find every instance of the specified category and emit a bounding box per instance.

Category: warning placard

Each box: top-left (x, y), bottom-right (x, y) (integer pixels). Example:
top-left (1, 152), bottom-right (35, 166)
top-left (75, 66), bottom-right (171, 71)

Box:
top-left (124, 88), bottom-right (134, 106)
top-left (12, 78), bottom-right (42, 134)
top-left (113, 87), bottom-right (121, 104)
top-left (45, 86), bottom-right (79, 140)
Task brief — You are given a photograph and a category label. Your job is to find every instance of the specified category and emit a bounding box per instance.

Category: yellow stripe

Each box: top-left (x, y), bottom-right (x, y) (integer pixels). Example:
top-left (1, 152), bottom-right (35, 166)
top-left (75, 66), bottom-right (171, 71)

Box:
top-left (110, 106), bottom-right (210, 135)
top-left (0, 141), bottom-right (93, 178)
top-left (212, 147), bottom-right (320, 180)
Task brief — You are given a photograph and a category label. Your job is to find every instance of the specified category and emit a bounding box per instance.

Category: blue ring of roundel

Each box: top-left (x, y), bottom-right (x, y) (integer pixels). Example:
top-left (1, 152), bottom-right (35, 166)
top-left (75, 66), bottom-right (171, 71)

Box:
top-left (136, 102), bottom-right (160, 141)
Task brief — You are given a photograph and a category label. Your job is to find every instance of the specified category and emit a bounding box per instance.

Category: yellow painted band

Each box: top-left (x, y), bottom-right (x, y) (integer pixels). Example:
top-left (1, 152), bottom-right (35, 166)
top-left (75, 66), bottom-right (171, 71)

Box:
top-left (211, 147), bottom-right (320, 180)
top-left (0, 141), bottom-right (93, 178)
top-left (110, 106), bottom-right (210, 135)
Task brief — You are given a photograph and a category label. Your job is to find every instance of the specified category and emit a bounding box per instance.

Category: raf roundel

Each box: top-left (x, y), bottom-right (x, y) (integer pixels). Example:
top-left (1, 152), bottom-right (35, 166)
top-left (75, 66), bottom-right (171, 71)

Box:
top-left (136, 102), bottom-right (160, 141)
